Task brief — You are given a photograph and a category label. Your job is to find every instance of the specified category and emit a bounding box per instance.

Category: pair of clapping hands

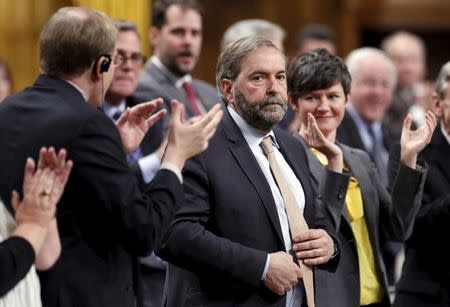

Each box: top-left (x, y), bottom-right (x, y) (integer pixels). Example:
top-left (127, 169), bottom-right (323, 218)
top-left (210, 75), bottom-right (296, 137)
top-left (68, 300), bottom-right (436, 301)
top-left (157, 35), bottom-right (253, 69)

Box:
top-left (114, 99), bottom-right (223, 170)
top-left (263, 111), bottom-right (437, 296)
top-left (301, 111), bottom-right (437, 171)
top-left (11, 147), bottom-right (72, 269)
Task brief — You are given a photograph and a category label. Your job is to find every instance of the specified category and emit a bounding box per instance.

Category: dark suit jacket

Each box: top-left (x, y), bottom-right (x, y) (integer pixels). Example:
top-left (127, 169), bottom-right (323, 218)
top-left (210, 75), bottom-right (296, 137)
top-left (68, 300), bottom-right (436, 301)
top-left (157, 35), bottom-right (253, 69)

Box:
top-left (136, 61), bottom-right (219, 118)
top-left (0, 235), bottom-right (35, 297)
top-left (158, 109), bottom-right (349, 307)
top-left (117, 96), bottom-right (164, 187)
top-left (135, 61), bottom-right (220, 150)
top-left (300, 137), bottom-right (427, 307)
top-left (390, 124), bottom-right (450, 307)
top-left (0, 75), bottom-right (183, 307)
top-left (336, 111), bottom-right (398, 154)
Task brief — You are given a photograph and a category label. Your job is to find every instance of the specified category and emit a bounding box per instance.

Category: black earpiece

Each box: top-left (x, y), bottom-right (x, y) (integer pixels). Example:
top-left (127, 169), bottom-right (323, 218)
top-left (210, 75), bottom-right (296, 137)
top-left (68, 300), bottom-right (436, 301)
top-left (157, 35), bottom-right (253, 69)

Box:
top-left (99, 55), bottom-right (112, 73)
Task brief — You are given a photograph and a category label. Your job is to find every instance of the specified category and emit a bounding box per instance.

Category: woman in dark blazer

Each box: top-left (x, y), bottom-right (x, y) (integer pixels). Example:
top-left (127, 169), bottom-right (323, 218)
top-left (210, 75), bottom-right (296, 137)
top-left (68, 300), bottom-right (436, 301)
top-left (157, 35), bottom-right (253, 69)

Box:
top-left (286, 48), bottom-right (435, 307)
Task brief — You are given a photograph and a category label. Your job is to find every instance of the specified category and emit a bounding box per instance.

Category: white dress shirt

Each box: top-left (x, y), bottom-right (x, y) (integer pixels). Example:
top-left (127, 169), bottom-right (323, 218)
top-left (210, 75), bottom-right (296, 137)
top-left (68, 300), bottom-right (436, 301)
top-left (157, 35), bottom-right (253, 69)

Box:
top-left (228, 105), bottom-right (305, 307)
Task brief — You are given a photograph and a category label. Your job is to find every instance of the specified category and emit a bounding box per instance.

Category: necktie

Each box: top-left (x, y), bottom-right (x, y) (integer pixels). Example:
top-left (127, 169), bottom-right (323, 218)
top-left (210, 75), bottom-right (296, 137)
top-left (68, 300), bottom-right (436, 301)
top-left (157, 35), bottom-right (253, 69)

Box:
top-left (182, 81), bottom-right (202, 116)
top-left (366, 125), bottom-right (388, 187)
top-left (260, 136), bottom-right (315, 307)
top-left (112, 110), bottom-right (122, 121)
top-left (112, 110), bottom-right (143, 164)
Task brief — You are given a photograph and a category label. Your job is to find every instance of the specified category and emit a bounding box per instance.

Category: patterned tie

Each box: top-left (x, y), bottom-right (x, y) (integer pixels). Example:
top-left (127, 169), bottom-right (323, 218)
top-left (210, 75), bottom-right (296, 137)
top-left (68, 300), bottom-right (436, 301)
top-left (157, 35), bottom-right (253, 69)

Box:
top-left (260, 136), bottom-right (315, 307)
top-left (182, 81), bottom-right (202, 116)
top-left (112, 110), bottom-right (143, 164)
top-left (366, 125), bottom-right (388, 187)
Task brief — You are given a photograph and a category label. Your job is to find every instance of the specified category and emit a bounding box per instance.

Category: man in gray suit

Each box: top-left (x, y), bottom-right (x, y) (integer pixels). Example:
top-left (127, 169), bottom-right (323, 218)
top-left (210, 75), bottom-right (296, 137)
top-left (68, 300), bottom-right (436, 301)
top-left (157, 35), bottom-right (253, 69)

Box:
top-left (134, 1), bottom-right (219, 306)
top-left (135, 0), bottom-right (219, 125)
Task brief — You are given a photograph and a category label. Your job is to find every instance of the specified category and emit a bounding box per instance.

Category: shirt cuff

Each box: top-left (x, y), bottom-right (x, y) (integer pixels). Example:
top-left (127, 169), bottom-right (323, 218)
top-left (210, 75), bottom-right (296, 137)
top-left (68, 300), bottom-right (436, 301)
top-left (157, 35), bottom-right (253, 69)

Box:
top-left (160, 161), bottom-right (183, 183)
top-left (137, 153), bottom-right (161, 184)
top-left (261, 254), bottom-right (270, 280)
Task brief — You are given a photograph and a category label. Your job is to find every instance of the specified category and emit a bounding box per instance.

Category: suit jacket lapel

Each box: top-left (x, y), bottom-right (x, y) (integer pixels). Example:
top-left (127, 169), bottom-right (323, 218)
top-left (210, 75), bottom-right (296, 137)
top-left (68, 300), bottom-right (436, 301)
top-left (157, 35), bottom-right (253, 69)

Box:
top-left (275, 129), bottom-right (314, 222)
top-left (221, 111), bottom-right (285, 246)
top-left (431, 125), bottom-right (450, 182)
top-left (341, 144), bottom-right (379, 243)
top-left (192, 81), bottom-right (214, 111)
top-left (147, 65), bottom-right (197, 116)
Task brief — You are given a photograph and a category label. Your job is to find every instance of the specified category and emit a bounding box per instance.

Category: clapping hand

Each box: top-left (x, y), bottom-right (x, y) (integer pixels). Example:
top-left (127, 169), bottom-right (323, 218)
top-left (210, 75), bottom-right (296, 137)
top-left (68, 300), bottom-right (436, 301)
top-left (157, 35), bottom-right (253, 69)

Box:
top-left (12, 147), bottom-right (72, 229)
top-left (400, 111), bottom-right (436, 168)
top-left (116, 98), bottom-right (167, 154)
top-left (163, 100), bottom-right (223, 171)
top-left (300, 113), bottom-right (343, 173)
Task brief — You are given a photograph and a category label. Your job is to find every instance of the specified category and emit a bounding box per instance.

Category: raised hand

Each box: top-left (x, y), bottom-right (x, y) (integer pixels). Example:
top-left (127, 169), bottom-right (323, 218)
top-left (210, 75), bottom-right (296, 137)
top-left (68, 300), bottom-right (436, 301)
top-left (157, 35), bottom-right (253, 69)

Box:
top-left (263, 251), bottom-right (302, 296)
top-left (400, 110), bottom-right (437, 168)
top-left (116, 98), bottom-right (167, 153)
top-left (12, 147), bottom-right (73, 228)
top-left (163, 100), bottom-right (223, 170)
top-left (300, 113), bottom-right (343, 173)
top-left (11, 147), bottom-right (72, 259)
top-left (292, 228), bottom-right (335, 266)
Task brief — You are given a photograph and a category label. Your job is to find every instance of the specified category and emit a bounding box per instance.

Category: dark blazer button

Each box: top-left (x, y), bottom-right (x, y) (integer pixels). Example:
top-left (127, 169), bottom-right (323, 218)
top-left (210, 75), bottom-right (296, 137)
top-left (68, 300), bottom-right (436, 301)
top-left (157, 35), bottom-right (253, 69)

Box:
top-left (317, 194), bottom-right (322, 199)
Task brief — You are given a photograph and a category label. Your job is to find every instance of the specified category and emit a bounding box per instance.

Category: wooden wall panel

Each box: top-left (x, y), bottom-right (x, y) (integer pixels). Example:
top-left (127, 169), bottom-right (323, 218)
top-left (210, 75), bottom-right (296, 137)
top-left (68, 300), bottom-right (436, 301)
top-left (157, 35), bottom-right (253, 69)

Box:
top-left (0, 0), bottom-right (71, 92)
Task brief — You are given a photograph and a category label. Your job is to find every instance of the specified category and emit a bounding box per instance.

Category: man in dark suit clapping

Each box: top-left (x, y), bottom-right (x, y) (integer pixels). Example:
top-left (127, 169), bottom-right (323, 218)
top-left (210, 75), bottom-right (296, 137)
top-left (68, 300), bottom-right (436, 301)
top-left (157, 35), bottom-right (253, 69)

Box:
top-left (0, 6), bottom-right (222, 307)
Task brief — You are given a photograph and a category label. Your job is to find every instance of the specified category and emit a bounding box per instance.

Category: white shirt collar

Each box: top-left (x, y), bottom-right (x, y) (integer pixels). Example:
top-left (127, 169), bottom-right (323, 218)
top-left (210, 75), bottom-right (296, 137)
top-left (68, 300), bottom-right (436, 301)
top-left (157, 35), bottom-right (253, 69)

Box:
top-left (65, 80), bottom-right (88, 102)
top-left (347, 103), bottom-right (383, 137)
top-left (150, 56), bottom-right (192, 88)
top-left (227, 105), bottom-right (277, 149)
top-left (103, 100), bottom-right (126, 119)
top-left (440, 122), bottom-right (450, 146)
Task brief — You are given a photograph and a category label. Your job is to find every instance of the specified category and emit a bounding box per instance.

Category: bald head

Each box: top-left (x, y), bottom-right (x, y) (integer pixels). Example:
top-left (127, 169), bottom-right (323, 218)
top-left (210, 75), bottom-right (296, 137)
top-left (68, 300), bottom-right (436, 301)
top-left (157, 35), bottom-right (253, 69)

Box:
top-left (381, 31), bottom-right (426, 88)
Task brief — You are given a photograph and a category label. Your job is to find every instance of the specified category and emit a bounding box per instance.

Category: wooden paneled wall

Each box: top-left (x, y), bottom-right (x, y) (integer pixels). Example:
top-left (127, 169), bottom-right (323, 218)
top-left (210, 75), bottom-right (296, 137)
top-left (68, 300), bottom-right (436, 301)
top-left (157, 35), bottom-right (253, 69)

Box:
top-left (0, 0), bottom-right (72, 92)
top-left (1, 0), bottom-right (450, 92)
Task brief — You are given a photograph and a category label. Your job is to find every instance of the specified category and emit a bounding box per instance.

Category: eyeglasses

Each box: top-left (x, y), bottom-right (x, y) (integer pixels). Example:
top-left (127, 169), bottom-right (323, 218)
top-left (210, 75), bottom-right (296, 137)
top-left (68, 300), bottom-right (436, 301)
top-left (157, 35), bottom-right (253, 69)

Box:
top-left (116, 49), bottom-right (144, 66)
top-left (99, 54), bottom-right (125, 68)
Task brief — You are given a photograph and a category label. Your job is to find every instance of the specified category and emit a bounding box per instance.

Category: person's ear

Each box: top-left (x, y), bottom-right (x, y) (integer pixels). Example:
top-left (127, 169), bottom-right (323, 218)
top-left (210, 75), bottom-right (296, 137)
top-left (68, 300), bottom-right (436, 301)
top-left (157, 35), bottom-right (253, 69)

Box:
top-left (92, 55), bottom-right (111, 80)
top-left (150, 27), bottom-right (160, 49)
top-left (345, 93), bottom-right (350, 105)
top-left (220, 79), bottom-right (234, 105)
top-left (99, 56), bottom-right (111, 73)
top-left (433, 93), bottom-right (443, 117)
top-left (288, 94), bottom-right (299, 111)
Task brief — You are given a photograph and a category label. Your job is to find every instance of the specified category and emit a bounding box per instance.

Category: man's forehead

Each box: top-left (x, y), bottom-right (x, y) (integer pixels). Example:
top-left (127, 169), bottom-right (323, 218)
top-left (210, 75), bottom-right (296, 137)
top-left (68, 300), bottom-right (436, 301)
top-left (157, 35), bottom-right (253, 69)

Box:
top-left (116, 32), bottom-right (141, 51)
top-left (240, 47), bottom-right (286, 71)
top-left (164, 5), bottom-right (202, 27)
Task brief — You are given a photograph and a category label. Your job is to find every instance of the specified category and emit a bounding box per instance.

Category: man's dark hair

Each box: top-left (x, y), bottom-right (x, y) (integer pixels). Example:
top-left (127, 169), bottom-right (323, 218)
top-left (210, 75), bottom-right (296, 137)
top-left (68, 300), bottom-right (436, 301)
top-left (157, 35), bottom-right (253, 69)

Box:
top-left (287, 48), bottom-right (351, 101)
top-left (152, 0), bottom-right (203, 28)
top-left (295, 24), bottom-right (336, 49)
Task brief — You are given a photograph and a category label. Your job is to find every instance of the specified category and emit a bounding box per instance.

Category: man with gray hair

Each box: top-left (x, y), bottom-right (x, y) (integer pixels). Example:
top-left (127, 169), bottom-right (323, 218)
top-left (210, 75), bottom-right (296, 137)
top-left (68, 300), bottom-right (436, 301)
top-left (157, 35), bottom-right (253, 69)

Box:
top-left (158, 36), bottom-right (350, 307)
top-left (336, 47), bottom-right (403, 292)
top-left (390, 60), bottom-right (450, 306)
top-left (220, 18), bottom-right (286, 51)
top-left (337, 47), bottom-right (398, 186)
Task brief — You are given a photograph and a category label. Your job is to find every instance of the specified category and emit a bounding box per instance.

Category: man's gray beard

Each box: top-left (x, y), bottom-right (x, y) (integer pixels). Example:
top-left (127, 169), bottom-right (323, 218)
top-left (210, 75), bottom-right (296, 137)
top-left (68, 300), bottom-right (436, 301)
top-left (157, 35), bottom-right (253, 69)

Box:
top-left (234, 89), bottom-right (288, 133)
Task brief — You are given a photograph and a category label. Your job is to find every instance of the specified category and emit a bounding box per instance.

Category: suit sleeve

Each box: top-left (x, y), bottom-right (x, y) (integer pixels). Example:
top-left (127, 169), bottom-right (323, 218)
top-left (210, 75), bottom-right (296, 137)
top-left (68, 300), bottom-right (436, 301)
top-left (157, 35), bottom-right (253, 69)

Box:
top-left (69, 112), bottom-right (183, 256)
top-left (158, 155), bottom-right (268, 288)
top-left (0, 236), bottom-right (35, 297)
top-left (372, 149), bottom-right (428, 241)
top-left (402, 162), bottom-right (450, 246)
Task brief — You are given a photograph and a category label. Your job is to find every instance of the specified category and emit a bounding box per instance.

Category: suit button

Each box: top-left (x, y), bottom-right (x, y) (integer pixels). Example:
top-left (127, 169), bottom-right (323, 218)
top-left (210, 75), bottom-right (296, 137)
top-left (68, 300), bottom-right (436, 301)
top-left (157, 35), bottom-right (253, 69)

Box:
top-left (126, 284), bottom-right (133, 292)
top-left (317, 194), bottom-right (322, 199)
top-left (338, 189), bottom-right (344, 199)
